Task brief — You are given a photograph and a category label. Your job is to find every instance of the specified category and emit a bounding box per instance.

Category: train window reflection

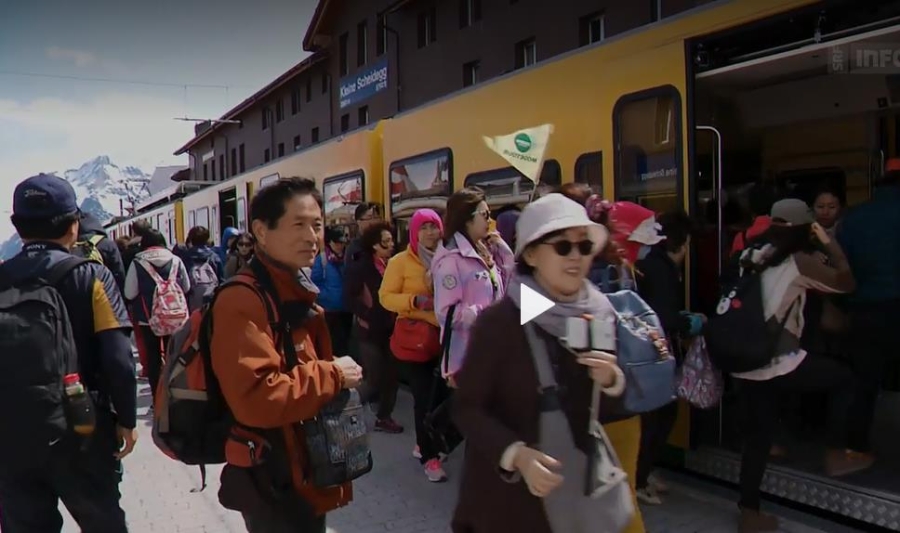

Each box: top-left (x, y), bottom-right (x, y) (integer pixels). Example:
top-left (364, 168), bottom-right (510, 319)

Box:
top-left (463, 159), bottom-right (561, 204)
top-left (390, 148), bottom-right (452, 215)
top-left (324, 171), bottom-right (365, 228)
top-left (575, 152), bottom-right (603, 195)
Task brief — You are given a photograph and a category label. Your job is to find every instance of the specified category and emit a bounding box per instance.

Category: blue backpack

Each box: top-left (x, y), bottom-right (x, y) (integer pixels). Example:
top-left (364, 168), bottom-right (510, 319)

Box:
top-left (604, 290), bottom-right (676, 416)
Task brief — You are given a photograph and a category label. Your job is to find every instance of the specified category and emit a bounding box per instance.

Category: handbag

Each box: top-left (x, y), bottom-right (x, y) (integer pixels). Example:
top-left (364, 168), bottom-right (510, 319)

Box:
top-left (390, 318), bottom-right (440, 362)
top-left (676, 337), bottom-right (723, 409)
top-left (422, 304), bottom-right (464, 456)
top-left (523, 323), bottom-right (634, 533)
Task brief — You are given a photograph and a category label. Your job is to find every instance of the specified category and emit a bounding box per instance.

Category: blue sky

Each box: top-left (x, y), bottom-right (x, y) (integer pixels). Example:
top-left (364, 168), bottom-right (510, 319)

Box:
top-left (0, 0), bottom-right (315, 237)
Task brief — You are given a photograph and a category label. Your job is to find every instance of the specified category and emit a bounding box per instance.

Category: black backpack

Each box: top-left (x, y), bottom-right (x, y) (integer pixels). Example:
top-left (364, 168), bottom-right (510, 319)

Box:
top-left (0, 256), bottom-right (87, 472)
top-left (706, 252), bottom-right (796, 374)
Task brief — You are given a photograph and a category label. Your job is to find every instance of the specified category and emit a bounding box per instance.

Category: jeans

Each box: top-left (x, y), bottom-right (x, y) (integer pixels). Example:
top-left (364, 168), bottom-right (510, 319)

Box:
top-left (636, 400), bottom-right (679, 489)
top-left (736, 354), bottom-right (854, 510)
top-left (137, 325), bottom-right (168, 404)
top-left (359, 337), bottom-right (399, 420)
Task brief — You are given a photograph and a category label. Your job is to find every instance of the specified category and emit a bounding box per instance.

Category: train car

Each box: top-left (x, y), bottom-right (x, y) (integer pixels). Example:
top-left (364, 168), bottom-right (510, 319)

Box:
top-left (381, 0), bottom-right (900, 526)
top-left (103, 181), bottom-right (213, 245)
top-left (180, 121), bottom-right (385, 245)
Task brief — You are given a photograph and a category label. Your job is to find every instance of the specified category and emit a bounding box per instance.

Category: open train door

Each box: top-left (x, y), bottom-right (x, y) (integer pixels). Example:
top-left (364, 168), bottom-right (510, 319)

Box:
top-left (235, 181), bottom-right (251, 233)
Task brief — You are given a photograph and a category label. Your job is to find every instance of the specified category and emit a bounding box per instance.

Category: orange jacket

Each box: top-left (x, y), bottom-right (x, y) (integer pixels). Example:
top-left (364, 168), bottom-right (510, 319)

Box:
top-left (210, 255), bottom-right (351, 514)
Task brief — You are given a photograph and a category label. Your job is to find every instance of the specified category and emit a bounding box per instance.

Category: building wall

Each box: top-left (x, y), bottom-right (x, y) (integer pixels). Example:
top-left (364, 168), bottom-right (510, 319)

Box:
top-left (184, 0), bottom-right (717, 181)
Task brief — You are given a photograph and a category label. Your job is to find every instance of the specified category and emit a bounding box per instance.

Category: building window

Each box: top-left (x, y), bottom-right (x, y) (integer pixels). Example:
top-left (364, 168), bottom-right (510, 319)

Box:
top-left (580, 13), bottom-right (605, 46)
top-left (275, 99), bottom-right (284, 123)
top-left (305, 78), bottom-right (312, 102)
top-left (463, 60), bottom-right (479, 87)
top-left (239, 144), bottom-right (245, 173)
top-left (357, 21), bottom-right (368, 67)
top-left (341, 114), bottom-right (350, 133)
top-left (231, 148), bottom-right (237, 175)
top-left (377, 14), bottom-right (387, 56)
top-left (211, 160), bottom-right (216, 181)
top-left (515, 38), bottom-right (537, 69)
top-left (322, 73), bottom-right (328, 95)
top-left (203, 163), bottom-right (208, 181)
top-left (277, 143), bottom-right (285, 158)
top-left (358, 106), bottom-right (369, 126)
top-left (291, 88), bottom-right (301, 115)
top-left (339, 32), bottom-right (349, 76)
top-left (264, 148), bottom-right (271, 163)
top-left (294, 135), bottom-right (301, 151)
top-left (262, 107), bottom-right (270, 130)
top-left (417, 8), bottom-right (437, 48)
top-left (312, 127), bottom-right (320, 144)
top-left (219, 154), bottom-right (225, 179)
top-left (459, 0), bottom-right (482, 28)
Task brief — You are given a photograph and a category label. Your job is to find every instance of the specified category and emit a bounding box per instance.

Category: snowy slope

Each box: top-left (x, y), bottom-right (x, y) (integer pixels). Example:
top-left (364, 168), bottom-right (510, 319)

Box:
top-left (0, 156), bottom-right (152, 260)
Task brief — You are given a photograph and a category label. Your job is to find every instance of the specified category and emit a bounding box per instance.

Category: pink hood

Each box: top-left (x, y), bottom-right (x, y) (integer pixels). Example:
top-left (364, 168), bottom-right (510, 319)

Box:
top-left (409, 209), bottom-right (443, 254)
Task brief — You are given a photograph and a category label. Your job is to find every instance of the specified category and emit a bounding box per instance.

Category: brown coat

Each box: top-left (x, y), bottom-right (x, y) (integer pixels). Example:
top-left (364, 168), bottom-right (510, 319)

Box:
top-left (451, 296), bottom-right (613, 533)
top-left (210, 255), bottom-right (351, 515)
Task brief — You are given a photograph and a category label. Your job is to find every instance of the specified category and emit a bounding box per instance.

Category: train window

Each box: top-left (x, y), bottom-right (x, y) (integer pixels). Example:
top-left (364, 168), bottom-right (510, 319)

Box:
top-left (574, 152), bottom-right (603, 195)
top-left (168, 209), bottom-right (175, 245)
top-left (389, 148), bottom-right (452, 216)
top-left (463, 159), bottom-right (561, 204)
top-left (188, 210), bottom-right (196, 229)
top-left (613, 86), bottom-right (682, 205)
top-left (260, 173), bottom-right (279, 188)
top-left (197, 207), bottom-right (210, 231)
top-left (237, 197), bottom-right (247, 232)
top-left (211, 205), bottom-right (219, 243)
top-left (323, 171), bottom-right (365, 228)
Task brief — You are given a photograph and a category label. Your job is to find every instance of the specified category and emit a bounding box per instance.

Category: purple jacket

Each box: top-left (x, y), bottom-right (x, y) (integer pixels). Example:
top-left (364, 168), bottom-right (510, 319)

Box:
top-left (432, 232), bottom-right (515, 376)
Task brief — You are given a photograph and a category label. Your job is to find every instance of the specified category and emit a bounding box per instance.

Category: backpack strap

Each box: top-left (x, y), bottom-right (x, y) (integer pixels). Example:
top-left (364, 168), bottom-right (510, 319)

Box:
top-left (136, 259), bottom-right (165, 285)
top-left (440, 304), bottom-right (457, 376)
top-left (89, 234), bottom-right (104, 246)
top-left (44, 255), bottom-right (89, 287)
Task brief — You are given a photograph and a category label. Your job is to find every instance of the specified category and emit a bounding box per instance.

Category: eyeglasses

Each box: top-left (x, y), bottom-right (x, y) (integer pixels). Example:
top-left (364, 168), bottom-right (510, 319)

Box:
top-left (539, 240), bottom-right (594, 257)
top-left (473, 209), bottom-right (491, 220)
top-left (237, 242), bottom-right (253, 248)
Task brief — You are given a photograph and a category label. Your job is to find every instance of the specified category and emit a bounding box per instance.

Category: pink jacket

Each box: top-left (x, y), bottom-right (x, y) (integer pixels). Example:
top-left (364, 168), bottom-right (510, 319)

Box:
top-left (432, 232), bottom-right (515, 376)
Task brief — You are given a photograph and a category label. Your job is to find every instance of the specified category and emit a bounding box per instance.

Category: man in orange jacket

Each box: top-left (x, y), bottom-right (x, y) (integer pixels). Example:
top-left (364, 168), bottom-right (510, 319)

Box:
top-left (209, 177), bottom-right (364, 532)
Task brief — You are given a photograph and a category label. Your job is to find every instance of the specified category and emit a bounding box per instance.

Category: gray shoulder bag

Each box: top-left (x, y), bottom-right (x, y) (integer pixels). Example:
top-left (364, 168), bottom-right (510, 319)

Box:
top-left (523, 322), bottom-right (634, 533)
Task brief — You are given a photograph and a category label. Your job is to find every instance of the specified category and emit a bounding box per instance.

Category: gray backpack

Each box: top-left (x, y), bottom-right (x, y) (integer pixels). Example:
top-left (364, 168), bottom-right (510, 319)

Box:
top-left (188, 258), bottom-right (218, 312)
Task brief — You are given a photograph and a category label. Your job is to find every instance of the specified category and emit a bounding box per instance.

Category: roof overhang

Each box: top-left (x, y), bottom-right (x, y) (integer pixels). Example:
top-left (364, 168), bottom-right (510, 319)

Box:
top-left (173, 51), bottom-right (326, 156)
top-left (302, 0), bottom-right (416, 52)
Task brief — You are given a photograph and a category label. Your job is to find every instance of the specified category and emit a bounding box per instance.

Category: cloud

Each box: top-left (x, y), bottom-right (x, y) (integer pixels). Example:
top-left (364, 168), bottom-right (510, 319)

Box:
top-left (45, 46), bottom-right (98, 67)
top-left (0, 92), bottom-right (194, 239)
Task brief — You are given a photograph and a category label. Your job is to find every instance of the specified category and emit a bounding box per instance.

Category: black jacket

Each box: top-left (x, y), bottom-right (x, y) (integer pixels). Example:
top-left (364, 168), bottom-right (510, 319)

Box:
top-left (343, 255), bottom-right (395, 341)
top-left (79, 213), bottom-right (127, 293)
top-left (635, 246), bottom-right (692, 338)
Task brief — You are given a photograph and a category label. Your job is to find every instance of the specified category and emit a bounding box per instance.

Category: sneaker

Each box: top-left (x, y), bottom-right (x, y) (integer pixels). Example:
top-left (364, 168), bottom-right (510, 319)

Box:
top-left (738, 508), bottom-right (779, 533)
top-left (424, 458), bottom-right (448, 483)
top-left (825, 449), bottom-right (875, 478)
top-left (413, 446), bottom-right (422, 459)
top-left (648, 473), bottom-right (669, 494)
top-left (375, 418), bottom-right (404, 434)
top-left (636, 486), bottom-right (662, 505)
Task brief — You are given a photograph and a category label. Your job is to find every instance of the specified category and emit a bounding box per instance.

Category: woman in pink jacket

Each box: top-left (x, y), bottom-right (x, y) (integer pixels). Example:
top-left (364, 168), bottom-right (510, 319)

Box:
top-left (432, 187), bottom-right (515, 382)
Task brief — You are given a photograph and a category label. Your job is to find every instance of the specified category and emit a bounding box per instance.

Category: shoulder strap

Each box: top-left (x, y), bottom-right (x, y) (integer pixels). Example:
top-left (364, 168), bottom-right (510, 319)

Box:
top-left (247, 259), bottom-right (300, 370)
top-left (45, 256), bottom-right (89, 287)
top-left (440, 304), bottom-right (457, 375)
top-left (137, 259), bottom-right (165, 285)
top-left (523, 322), bottom-right (557, 389)
top-left (167, 259), bottom-right (180, 283)
top-left (89, 235), bottom-right (104, 246)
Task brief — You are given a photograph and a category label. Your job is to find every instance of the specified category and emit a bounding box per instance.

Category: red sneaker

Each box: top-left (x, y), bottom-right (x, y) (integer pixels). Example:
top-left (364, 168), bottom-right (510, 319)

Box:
top-left (375, 418), bottom-right (404, 434)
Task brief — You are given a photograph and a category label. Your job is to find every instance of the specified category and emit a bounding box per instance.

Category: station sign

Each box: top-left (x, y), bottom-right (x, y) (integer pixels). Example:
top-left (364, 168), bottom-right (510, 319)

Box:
top-left (339, 57), bottom-right (389, 109)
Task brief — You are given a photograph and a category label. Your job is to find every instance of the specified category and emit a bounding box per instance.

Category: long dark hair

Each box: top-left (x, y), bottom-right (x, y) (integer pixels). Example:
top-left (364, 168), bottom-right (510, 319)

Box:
top-left (443, 187), bottom-right (486, 246)
top-left (743, 223), bottom-right (814, 270)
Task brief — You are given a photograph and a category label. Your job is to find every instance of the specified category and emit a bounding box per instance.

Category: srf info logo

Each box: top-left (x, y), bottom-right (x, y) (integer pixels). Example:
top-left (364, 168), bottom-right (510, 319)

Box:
top-left (830, 43), bottom-right (900, 74)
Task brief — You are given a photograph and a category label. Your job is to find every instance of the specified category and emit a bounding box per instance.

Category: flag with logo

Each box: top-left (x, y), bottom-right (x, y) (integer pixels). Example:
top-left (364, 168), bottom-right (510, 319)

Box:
top-left (483, 124), bottom-right (554, 183)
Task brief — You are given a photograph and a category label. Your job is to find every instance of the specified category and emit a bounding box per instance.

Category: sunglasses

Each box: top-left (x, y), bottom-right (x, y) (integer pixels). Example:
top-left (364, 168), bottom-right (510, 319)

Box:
top-left (539, 240), bottom-right (594, 257)
top-left (237, 242), bottom-right (253, 248)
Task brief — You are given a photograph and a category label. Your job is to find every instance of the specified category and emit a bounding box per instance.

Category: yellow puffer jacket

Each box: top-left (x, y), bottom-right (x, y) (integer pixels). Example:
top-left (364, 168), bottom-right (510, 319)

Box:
top-left (379, 246), bottom-right (438, 327)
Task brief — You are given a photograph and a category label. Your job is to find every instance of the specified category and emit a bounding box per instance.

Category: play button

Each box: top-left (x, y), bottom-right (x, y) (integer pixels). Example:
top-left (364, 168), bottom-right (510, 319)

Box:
top-left (520, 284), bottom-right (555, 325)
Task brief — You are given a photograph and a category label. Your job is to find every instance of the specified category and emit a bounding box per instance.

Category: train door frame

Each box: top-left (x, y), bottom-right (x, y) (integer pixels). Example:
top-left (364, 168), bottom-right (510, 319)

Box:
top-left (218, 187), bottom-right (238, 234)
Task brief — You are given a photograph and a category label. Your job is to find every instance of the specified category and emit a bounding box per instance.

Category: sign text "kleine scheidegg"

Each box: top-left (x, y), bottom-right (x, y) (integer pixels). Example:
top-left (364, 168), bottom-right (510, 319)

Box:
top-left (339, 58), bottom-right (389, 109)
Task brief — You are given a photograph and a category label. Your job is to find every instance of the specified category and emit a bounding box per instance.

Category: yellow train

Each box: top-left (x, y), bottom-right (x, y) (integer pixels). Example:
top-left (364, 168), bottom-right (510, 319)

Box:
top-left (107, 0), bottom-right (900, 525)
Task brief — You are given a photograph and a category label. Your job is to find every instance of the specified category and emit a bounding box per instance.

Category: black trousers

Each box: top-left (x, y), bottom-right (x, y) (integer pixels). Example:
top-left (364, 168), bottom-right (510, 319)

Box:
top-left (0, 414), bottom-right (126, 533)
top-left (846, 300), bottom-right (900, 452)
top-left (636, 400), bottom-right (679, 489)
top-left (359, 337), bottom-right (399, 420)
top-left (242, 500), bottom-right (326, 533)
top-left (736, 355), bottom-right (854, 510)
top-left (324, 311), bottom-right (354, 359)
top-left (399, 359), bottom-right (445, 464)
top-left (138, 325), bottom-right (168, 404)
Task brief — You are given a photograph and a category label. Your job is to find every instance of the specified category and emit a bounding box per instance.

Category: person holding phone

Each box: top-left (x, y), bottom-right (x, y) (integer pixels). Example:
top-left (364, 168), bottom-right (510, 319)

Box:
top-left (449, 193), bottom-right (627, 533)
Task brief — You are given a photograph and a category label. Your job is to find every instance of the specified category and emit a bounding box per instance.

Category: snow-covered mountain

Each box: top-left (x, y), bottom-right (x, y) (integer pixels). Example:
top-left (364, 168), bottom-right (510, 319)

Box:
top-left (0, 156), bottom-right (152, 260)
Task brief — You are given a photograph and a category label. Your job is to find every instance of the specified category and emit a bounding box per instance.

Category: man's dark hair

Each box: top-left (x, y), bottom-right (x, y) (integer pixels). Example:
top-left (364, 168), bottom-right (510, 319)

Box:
top-left (748, 184), bottom-right (775, 218)
top-left (250, 177), bottom-right (323, 234)
top-left (12, 213), bottom-right (80, 241)
top-left (556, 183), bottom-right (592, 206)
top-left (131, 219), bottom-right (152, 237)
top-left (187, 226), bottom-right (211, 247)
top-left (140, 229), bottom-right (168, 250)
top-left (354, 202), bottom-right (380, 221)
top-left (359, 221), bottom-right (393, 257)
top-left (657, 210), bottom-right (694, 253)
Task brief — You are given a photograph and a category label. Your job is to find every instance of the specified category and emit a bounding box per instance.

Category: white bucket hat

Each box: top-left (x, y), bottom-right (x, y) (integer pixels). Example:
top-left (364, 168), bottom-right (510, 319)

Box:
top-left (515, 193), bottom-right (609, 257)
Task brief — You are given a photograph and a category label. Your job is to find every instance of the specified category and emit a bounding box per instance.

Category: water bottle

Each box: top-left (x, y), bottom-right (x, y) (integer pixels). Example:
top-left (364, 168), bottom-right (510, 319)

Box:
top-left (64, 373), bottom-right (96, 436)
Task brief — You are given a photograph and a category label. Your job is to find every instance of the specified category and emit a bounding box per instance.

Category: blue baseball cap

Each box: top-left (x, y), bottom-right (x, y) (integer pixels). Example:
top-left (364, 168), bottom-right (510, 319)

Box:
top-left (13, 174), bottom-right (80, 221)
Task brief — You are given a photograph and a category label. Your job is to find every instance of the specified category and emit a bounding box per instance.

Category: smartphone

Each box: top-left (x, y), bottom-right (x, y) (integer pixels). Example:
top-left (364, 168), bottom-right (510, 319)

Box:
top-left (565, 315), bottom-right (616, 353)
